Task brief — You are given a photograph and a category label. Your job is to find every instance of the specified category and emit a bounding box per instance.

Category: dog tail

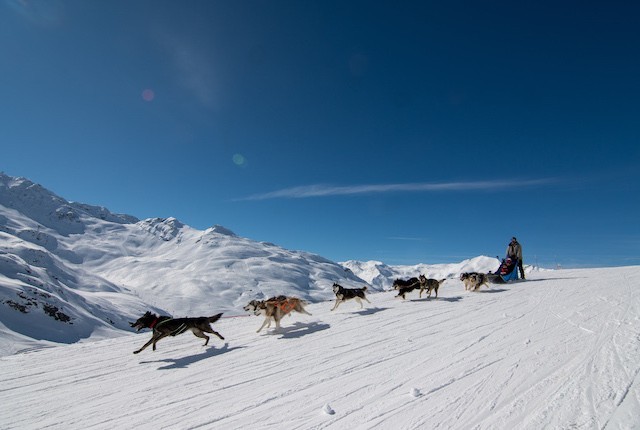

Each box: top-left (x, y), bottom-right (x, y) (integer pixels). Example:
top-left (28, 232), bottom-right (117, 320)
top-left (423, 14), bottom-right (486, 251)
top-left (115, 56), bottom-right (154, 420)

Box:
top-left (362, 286), bottom-right (368, 291)
top-left (208, 313), bottom-right (223, 323)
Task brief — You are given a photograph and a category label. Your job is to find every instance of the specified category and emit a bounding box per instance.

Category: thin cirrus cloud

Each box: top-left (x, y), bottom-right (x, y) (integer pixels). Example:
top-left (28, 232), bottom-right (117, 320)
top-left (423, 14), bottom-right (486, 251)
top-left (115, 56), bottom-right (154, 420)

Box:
top-left (237, 178), bottom-right (558, 201)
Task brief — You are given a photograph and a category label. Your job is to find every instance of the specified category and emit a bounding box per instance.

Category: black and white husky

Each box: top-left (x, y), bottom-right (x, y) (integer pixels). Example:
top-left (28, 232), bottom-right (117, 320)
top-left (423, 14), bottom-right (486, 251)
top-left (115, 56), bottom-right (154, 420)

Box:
top-left (330, 283), bottom-right (370, 310)
top-left (460, 272), bottom-right (490, 291)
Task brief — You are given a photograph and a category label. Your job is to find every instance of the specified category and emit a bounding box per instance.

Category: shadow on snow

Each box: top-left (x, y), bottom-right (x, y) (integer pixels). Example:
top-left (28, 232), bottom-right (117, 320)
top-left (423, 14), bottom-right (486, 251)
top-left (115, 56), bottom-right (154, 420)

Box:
top-left (352, 306), bottom-right (389, 316)
top-left (141, 342), bottom-right (243, 370)
top-left (408, 296), bottom-right (464, 303)
top-left (273, 321), bottom-right (331, 339)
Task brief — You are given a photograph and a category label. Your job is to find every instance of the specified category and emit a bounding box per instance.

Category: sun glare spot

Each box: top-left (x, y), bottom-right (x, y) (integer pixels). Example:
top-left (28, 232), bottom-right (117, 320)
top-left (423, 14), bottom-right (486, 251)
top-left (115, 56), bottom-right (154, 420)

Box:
top-left (142, 89), bottom-right (155, 102)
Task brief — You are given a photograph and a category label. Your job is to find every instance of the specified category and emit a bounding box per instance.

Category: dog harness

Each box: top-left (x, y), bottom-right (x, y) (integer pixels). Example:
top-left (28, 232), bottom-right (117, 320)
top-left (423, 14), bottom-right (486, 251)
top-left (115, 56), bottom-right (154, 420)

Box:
top-left (266, 298), bottom-right (295, 314)
top-left (277, 300), bottom-right (295, 313)
top-left (154, 318), bottom-right (189, 336)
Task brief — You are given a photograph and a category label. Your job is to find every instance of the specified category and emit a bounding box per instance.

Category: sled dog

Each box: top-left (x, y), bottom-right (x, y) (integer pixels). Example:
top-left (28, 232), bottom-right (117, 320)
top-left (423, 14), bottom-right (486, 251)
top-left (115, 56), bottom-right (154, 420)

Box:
top-left (418, 275), bottom-right (446, 298)
top-left (331, 283), bottom-right (370, 310)
top-left (130, 311), bottom-right (224, 354)
top-left (243, 296), bottom-right (312, 333)
top-left (460, 272), bottom-right (490, 291)
top-left (393, 277), bottom-right (420, 299)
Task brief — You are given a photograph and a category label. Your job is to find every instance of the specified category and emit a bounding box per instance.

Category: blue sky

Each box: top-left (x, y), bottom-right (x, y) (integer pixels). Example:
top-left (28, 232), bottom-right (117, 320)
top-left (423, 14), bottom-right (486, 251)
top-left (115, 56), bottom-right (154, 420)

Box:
top-left (1, 0), bottom-right (639, 268)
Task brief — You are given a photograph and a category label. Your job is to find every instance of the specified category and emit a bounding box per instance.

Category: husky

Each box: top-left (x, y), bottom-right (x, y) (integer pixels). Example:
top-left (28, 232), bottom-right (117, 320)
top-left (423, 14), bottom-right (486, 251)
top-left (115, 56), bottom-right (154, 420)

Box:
top-left (130, 311), bottom-right (224, 354)
top-left (243, 296), bottom-right (311, 333)
top-left (460, 272), bottom-right (490, 291)
top-left (392, 277), bottom-right (420, 299)
top-left (331, 283), bottom-right (370, 310)
top-left (418, 275), bottom-right (446, 299)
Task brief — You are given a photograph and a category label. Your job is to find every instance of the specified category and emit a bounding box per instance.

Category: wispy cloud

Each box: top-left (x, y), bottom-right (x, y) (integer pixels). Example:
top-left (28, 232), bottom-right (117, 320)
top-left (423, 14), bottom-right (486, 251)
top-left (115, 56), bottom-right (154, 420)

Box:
top-left (237, 178), bottom-right (558, 201)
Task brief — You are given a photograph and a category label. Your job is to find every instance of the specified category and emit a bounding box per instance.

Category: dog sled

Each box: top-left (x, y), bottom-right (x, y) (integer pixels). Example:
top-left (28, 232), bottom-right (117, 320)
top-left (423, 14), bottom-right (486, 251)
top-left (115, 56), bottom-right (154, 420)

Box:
top-left (487, 257), bottom-right (519, 284)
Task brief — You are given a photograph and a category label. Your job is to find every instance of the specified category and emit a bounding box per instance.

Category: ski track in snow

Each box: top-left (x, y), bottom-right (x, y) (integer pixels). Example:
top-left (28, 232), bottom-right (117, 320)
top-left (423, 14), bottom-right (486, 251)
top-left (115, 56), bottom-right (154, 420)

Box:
top-left (1, 267), bottom-right (640, 429)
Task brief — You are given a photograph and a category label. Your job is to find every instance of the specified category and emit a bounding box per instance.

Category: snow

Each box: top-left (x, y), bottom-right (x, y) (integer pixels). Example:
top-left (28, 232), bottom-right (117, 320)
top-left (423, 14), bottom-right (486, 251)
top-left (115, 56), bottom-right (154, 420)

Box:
top-left (1, 172), bottom-right (639, 429)
top-left (1, 266), bottom-right (639, 429)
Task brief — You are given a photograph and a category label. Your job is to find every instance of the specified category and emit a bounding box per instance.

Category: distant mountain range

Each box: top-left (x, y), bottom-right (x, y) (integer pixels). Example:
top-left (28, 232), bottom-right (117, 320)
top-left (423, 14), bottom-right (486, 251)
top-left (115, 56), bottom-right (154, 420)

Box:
top-left (0, 172), bottom-right (502, 354)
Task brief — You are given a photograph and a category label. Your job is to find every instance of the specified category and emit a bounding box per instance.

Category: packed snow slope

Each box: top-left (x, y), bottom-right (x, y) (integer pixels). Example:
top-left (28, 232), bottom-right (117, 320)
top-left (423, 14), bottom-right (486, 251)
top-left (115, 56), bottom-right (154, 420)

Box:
top-left (1, 266), bottom-right (639, 429)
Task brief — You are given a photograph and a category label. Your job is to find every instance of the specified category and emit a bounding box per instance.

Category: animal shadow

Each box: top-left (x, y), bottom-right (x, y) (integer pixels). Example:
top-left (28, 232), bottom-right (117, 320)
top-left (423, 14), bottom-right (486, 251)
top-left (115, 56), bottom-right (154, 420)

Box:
top-left (523, 277), bottom-right (583, 283)
top-left (434, 296), bottom-right (463, 302)
top-left (142, 343), bottom-right (243, 370)
top-left (353, 307), bottom-right (388, 316)
top-left (274, 322), bottom-right (331, 339)
top-left (409, 297), bottom-right (462, 303)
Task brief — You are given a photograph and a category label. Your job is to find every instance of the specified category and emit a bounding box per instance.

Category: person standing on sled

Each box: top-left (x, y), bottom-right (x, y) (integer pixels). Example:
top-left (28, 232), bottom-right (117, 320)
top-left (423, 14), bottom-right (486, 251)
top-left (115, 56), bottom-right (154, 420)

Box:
top-left (506, 237), bottom-right (525, 279)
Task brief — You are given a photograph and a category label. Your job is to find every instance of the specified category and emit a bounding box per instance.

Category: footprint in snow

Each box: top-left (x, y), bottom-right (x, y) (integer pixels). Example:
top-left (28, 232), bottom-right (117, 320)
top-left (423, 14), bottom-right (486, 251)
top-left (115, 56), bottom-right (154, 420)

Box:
top-left (410, 388), bottom-right (422, 398)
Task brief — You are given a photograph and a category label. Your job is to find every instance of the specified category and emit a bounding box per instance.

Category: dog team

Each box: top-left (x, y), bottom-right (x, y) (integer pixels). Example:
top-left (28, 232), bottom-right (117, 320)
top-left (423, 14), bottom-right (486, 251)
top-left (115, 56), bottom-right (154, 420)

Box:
top-left (130, 271), bottom-right (490, 354)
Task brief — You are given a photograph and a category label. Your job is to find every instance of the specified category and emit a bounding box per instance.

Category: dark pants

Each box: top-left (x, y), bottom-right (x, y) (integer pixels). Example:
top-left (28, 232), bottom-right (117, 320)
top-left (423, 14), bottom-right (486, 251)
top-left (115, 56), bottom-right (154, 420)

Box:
top-left (508, 255), bottom-right (526, 279)
top-left (517, 259), bottom-right (525, 279)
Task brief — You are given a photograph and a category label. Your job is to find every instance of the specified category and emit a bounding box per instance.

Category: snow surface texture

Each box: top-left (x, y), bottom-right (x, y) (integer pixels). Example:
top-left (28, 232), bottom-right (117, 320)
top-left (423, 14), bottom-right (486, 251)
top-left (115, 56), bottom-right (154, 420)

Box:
top-left (1, 267), bottom-right (639, 429)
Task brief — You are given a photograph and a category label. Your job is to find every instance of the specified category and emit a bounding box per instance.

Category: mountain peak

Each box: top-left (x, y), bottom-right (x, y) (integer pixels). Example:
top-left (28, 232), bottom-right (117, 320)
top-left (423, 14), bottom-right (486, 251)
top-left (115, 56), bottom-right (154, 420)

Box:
top-left (206, 225), bottom-right (237, 237)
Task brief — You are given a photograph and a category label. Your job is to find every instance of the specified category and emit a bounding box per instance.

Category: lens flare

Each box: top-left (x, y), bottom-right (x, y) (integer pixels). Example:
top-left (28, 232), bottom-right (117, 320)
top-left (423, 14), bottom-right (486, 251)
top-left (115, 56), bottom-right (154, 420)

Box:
top-left (142, 89), bottom-right (155, 102)
top-left (232, 154), bottom-right (246, 166)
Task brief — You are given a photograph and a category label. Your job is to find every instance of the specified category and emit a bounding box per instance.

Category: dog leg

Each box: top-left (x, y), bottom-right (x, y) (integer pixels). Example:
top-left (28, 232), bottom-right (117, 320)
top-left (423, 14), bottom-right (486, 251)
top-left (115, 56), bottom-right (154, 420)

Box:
top-left (151, 332), bottom-right (172, 351)
top-left (331, 300), bottom-right (341, 311)
top-left (298, 307), bottom-right (312, 316)
top-left (204, 328), bottom-right (225, 340)
top-left (200, 324), bottom-right (225, 341)
top-left (257, 318), bottom-right (270, 333)
top-left (192, 329), bottom-right (211, 346)
top-left (134, 336), bottom-right (157, 354)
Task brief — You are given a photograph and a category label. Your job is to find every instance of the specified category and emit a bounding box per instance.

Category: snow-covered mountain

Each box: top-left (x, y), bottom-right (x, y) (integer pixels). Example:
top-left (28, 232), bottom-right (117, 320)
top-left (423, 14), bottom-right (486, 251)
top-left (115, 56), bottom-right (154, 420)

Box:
top-left (0, 173), bottom-right (523, 357)
top-left (341, 256), bottom-right (518, 290)
top-left (0, 173), bottom-right (369, 355)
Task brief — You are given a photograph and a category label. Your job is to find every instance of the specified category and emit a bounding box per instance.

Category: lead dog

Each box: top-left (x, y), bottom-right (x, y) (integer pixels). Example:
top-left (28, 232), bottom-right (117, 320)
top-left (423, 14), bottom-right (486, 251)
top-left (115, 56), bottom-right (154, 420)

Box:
top-left (130, 311), bottom-right (224, 354)
top-left (460, 272), bottom-right (490, 291)
top-left (243, 296), bottom-right (312, 333)
top-left (331, 283), bottom-right (370, 310)
top-left (418, 275), bottom-right (446, 298)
